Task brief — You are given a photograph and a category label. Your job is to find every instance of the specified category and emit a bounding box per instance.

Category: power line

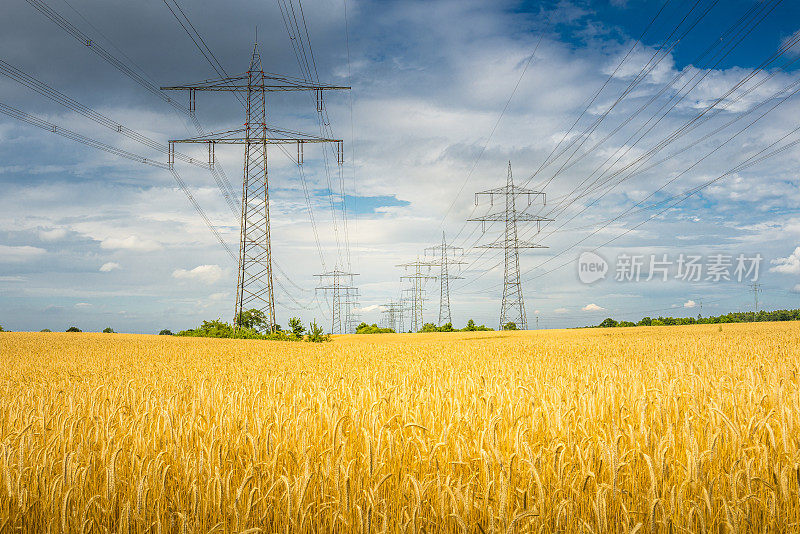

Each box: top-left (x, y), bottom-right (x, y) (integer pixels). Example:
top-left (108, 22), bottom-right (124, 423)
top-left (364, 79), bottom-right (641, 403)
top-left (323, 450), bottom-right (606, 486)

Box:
top-left (441, 35), bottom-right (543, 244)
top-left (276, 0), bottom-right (353, 271)
top-left (456, 1), bottom-right (796, 288)
top-left (24, 0), bottom-right (185, 113)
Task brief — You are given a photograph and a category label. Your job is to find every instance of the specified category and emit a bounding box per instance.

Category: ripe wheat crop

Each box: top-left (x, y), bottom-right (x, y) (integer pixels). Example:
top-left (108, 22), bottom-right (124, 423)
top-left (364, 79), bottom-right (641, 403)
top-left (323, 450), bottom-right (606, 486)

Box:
top-left (1, 322), bottom-right (799, 532)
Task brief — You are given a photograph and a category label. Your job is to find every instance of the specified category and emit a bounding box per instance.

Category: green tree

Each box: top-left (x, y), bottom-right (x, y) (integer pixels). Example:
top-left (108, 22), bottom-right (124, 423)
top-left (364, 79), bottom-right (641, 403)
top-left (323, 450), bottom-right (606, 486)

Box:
top-left (40, 329), bottom-right (51, 332)
top-left (502, 322), bottom-right (518, 330)
top-left (235, 309), bottom-right (268, 330)
top-left (102, 327), bottom-right (115, 333)
top-left (66, 326), bottom-right (82, 332)
top-left (307, 321), bottom-right (329, 342)
top-left (288, 317), bottom-right (306, 337)
top-left (599, 318), bottom-right (618, 328)
top-left (355, 322), bottom-right (394, 334)
top-left (159, 329), bottom-right (174, 336)
top-left (0, 325), bottom-right (4, 332)
top-left (461, 319), bottom-right (493, 332)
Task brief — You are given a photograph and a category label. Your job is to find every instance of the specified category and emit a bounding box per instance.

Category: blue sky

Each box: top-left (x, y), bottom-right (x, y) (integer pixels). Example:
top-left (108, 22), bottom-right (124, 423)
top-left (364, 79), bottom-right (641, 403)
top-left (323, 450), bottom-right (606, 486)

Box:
top-left (2, 0), bottom-right (800, 333)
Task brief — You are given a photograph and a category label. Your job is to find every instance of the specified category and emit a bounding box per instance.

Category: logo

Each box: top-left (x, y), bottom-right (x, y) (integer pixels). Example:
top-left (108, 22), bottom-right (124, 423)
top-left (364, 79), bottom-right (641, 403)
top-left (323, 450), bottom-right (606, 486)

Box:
top-left (578, 251), bottom-right (608, 284)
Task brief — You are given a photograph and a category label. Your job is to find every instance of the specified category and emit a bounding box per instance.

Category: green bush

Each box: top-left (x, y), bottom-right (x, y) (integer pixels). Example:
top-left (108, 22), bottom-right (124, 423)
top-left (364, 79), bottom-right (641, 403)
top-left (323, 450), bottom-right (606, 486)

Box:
top-left (102, 327), bottom-right (115, 333)
top-left (355, 322), bottom-right (394, 334)
top-left (307, 321), bottom-right (330, 342)
top-left (288, 317), bottom-right (306, 338)
top-left (461, 319), bottom-right (493, 332)
top-left (66, 326), bottom-right (82, 332)
top-left (159, 329), bottom-right (174, 336)
top-left (176, 313), bottom-right (329, 342)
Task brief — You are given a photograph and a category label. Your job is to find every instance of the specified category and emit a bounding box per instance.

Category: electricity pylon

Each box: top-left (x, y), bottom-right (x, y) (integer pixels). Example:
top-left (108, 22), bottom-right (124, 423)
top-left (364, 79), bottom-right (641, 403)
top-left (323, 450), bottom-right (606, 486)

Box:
top-left (381, 300), bottom-right (404, 332)
top-left (163, 43), bottom-right (349, 332)
top-left (344, 287), bottom-right (362, 334)
top-left (315, 268), bottom-right (359, 334)
top-left (398, 257), bottom-right (437, 332)
top-left (469, 162), bottom-right (552, 330)
top-left (425, 231), bottom-right (465, 325)
top-left (751, 282), bottom-right (762, 312)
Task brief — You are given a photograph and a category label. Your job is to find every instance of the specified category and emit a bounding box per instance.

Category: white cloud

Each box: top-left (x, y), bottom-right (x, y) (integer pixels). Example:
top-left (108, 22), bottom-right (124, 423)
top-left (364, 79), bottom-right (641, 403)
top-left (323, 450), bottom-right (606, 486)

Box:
top-left (172, 264), bottom-right (224, 284)
top-left (582, 303), bottom-right (605, 312)
top-left (3, 1), bottom-right (800, 332)
top-left (74, 302), bottom-right (91, 309)
top-left (770, 247), bottom-right (800, 275)
top-left (0, 244), bottom-right (46, 263)
top-left (99, 262), bottom-right (121, 272)
top-left (355, 304), bottom-right (383, 313)
top-left (683, 299), bottom-right (697, 308)
top-left (38, 227), bottom-right (67, 242)
top-left (100, 235), bottom-right (162, 252)
top-left (793, 284), bottom-right (800, 293)
top-left (781, 30), bottom-right (800, 58)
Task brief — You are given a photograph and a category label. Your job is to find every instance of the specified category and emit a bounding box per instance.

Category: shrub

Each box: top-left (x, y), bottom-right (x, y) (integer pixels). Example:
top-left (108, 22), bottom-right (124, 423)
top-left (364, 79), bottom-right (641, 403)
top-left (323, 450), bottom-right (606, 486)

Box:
top-left (307, 321), bottom-right (330, 342)
top-left (355, 322), bottom-right (394, 334)
top-left (103, 327), bottom-right (115, 333)
top-left (461, 319), bottom-right (493, 332)
top-left (159, 329), bottom-right (174, 336)
top-left (288, 317), bottom-right (306, 337)
top-left (66, 326), bottom-right (82, 332)
top-left (176, 319), bottom-right (305, 342)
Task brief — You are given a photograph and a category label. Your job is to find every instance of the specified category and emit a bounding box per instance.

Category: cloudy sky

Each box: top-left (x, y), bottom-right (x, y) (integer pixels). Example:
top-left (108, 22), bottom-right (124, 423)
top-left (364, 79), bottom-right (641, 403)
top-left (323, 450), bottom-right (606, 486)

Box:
top-left (2, 0), bottom-right (800, 333)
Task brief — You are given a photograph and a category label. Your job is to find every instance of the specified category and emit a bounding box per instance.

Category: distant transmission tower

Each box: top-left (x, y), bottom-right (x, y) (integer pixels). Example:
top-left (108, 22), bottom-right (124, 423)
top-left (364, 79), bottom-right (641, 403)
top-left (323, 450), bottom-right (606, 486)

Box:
top-left (751, 282), bottom-right (762, 312)
top-left (398, 257), bottom-right (436, 332)
top-left (164, 43), bottom-right (349, 332)
top-left (381, 300), bottom-right (404, 332)
top-left (315, 268), bottom-right (359, 334)
top-left (425, 231), bottom-right (465, 325)
top-left (469, 162), bottom-right (551, 330)
top-left (345, 295), bottom-right (361, 334)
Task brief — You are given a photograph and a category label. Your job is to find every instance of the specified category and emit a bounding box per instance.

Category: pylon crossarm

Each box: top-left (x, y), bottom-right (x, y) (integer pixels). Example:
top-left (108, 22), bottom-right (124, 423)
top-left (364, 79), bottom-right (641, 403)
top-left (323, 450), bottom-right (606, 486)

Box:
top-left (468, 213), bottom-right (553, 222)
top-left (171, 128), bottom-right (341, 146)
top-left (477, 240), bottom-right (548, 249)
top-left (161, 74), bottom-right (350, 92)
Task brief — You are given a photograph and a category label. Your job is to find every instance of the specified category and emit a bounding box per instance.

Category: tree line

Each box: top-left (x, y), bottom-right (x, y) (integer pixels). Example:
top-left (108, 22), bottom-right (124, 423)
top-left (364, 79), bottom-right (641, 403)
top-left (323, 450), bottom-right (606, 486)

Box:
top-left (595, 308), bottom-right (800, 328)
top-left (355, 319), bottom-right (496, 334)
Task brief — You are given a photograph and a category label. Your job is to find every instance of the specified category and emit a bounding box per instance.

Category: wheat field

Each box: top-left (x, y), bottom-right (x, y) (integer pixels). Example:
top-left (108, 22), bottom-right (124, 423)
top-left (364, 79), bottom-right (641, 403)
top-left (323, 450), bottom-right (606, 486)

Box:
top-left (0, 323), bottom-right (799, 532)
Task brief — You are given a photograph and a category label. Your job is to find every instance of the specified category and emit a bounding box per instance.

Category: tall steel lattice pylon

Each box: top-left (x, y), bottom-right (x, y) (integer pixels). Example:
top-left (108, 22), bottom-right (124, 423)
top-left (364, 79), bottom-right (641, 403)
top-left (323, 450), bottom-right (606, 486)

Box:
top-left (398, 257), bottom-right (436, 332)
top-left (163, 43), bottom-right (349, 331)
top-left (425, 231), bottom-right (465, 325)
top-left (469, 162), bottom-right (552, 330)
top-left (315, 268), bottom-right (359, 334)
